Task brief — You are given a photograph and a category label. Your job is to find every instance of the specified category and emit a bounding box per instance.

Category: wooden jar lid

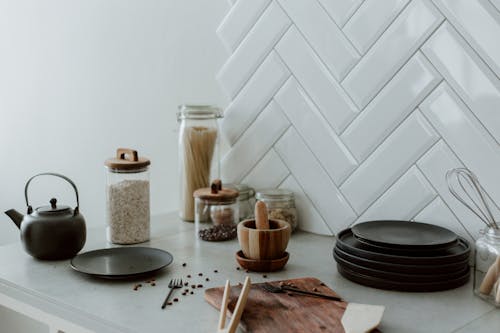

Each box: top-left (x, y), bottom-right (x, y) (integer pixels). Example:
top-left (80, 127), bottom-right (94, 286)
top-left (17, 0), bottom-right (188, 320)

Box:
top-left (105, 148), bottom-right (150, 171)
top-left (193, 179), bottom-right (239, 202)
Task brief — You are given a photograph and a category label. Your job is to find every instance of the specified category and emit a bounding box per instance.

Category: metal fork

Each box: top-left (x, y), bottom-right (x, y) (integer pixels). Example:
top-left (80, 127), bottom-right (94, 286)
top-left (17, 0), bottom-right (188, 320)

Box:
top-left (261, 283), bottom-right (342, 301)
top-left (161, 278), bottom-right (183, 309)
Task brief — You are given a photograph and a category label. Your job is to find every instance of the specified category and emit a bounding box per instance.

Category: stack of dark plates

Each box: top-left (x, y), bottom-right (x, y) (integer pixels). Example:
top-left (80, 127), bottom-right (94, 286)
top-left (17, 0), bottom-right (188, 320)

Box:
top-left (334, 221), bottom-right (471, 292)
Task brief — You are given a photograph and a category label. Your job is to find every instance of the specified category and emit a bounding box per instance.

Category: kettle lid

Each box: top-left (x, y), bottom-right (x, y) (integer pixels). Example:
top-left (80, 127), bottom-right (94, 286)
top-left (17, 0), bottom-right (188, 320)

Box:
top-left (35, 198), bottom-right (71, 215)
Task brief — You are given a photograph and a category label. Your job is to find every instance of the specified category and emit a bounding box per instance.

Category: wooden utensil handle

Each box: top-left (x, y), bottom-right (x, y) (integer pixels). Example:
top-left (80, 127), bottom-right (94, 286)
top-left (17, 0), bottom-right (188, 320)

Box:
top-left (479, 256), bottom-right (500, 294)
top-left (117, 148), bottom-right (139, 162)
top-left (255, 201), bottom-right (270, 230)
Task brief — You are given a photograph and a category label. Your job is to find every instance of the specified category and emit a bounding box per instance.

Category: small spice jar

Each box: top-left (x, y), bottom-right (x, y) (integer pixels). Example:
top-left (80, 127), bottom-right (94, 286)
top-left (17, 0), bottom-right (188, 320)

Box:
top-left (105, 148), bottom-right (151, 244)
top-left (225, 183), bottom-right (255, 221)
top-left (474, 227), bottom-right (500, 306)
top-left (194, 180), bottom-right (239, 241)
top-left (256, 189), bottom-right (298, 232)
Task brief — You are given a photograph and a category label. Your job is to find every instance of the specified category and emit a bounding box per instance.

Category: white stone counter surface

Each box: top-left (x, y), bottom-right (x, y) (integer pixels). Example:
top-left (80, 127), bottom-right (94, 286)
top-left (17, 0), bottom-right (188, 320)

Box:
top-left (0, 213), bottom-right (498, 333)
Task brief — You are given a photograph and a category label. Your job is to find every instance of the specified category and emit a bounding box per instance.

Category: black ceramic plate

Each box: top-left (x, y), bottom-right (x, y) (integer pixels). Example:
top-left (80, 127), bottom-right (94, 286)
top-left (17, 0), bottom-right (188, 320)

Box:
top-left (337, 264), bottom-right (470, 292)
top-left (71, 247), bottom-right (173, 279)
top-left (334, 246), bottom-right (469, 275)
top-left (336, 229), bottom-right (470, 265)
top-left (351, 221), bottom-right (457, 248)
top-left (333, 250), bottom-right (469, 283)
top-left (354, 235), bottom-right (460, 254)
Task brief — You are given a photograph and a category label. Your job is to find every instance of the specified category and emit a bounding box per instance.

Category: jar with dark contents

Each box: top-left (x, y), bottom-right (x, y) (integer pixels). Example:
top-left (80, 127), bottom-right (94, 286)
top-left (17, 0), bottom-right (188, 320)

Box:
top-left (256, 189), bottom-right (297, 232)
top-left (193, 180), bottom-right (239, 241)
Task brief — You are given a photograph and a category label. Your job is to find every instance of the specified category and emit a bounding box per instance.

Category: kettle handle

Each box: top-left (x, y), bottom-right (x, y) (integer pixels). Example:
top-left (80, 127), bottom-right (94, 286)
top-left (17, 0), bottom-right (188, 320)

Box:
top-left (24, 173), bottom-right (80, 215)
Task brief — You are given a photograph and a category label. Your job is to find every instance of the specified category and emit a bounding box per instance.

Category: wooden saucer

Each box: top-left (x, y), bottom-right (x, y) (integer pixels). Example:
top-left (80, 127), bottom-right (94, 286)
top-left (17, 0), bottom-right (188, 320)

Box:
top-left (235, 250), bottom-right (289, 272)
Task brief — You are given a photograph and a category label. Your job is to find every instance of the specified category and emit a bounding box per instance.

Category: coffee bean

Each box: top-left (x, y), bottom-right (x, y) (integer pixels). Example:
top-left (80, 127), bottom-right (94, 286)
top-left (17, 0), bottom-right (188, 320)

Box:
top-left (197, 284), bottom-right (203, 288)
top-left (191, 285), bottom-right (196, 289)
top-left (167, 302), bottom-right (173, 306)
top-left (236, 267), bottom-right (240, 271)
top-left (245, 269), bottom-right (249, 273)
top-left (262, 275), bottom-right (267, 278)
top-left (205, 278), bottom-right (209, 282)
top-left (187, 275), bottom-right (191, 278)
top-left (182, 292), bottom-right (186, 296)
top-left (214, 270), bottom-right (218, 273)
top-left (173, 298), bottom-right (179, 302)
top-left (190, 291), bottom-right (194, 295)
top-left (182, 263), bottom-right (187, 267)
top-left (151, 283), bottom-right (156, 286)
top-left (185, 289), bottom-right (189, 293)
top-left (198, 273), bottom-right (203, 276)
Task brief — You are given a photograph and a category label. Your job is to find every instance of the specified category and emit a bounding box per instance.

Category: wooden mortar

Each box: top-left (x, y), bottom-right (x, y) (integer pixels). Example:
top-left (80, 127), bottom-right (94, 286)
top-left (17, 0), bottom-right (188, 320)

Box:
top-left (237, 219), bottom-right (291, 260)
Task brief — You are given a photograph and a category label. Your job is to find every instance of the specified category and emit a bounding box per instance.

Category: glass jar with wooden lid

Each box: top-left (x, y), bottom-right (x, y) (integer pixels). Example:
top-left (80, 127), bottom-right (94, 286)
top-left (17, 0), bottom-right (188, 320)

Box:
top-left (193, 180), bottom-right (239, 241)
top-left (104, 148), bottom-right (150, 244)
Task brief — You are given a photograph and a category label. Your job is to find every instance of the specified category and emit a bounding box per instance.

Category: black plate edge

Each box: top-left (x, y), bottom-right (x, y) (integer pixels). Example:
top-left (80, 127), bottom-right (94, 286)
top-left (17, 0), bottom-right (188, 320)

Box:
top-left (333, 250), bottom-right (469, 283)
top-left (351, 220), bottom-right (458, 248)
top-left (333, 246), bottom-right (470, 274)
top-left (337, 264), bottom-right (470, 292)
top-left (70, 247), bottom-right (173, 277)
top-left (336, 229), bottom-right (470, 265)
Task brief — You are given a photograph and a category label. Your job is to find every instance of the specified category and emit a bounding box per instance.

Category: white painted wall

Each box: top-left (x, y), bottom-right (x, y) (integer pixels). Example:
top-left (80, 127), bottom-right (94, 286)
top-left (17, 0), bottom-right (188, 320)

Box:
top-left (0, 0), bottom-right (230, 245)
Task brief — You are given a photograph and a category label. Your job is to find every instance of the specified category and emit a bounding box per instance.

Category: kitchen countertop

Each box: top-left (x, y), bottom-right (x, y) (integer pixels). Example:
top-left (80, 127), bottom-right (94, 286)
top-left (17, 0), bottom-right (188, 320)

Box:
top-left (0, 212), bottom-right (498, 333)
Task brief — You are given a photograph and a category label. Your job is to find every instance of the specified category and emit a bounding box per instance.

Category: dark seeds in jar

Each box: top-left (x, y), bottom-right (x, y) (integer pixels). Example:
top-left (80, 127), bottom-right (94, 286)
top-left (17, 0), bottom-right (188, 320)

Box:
top-left (198, 224), bottom-right (237, 241)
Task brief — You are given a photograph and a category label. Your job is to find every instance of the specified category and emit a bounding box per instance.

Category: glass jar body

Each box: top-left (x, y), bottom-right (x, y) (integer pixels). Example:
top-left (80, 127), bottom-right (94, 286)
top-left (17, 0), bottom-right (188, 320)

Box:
top-left (195, 198), bottom-right (239, 241)
top-left (106, 167), bottom-right (150, 244)
top-left (474, 228), bottom-right (500, 306)
top-left (256, 190), bottom-right (298, 232)
top-left (178, 106), bottom-right (221, 222)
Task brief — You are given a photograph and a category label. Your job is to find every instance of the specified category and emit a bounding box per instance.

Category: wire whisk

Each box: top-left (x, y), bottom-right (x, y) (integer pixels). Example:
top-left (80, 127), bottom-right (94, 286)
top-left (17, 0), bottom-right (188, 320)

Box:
top-left (446, 168), bottom-right (499, 230)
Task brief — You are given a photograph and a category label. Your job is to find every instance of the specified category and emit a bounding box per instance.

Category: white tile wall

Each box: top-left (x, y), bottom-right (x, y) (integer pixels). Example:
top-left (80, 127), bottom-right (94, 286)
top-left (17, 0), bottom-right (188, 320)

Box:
top-left (218, 0), bottom-right (500, 237)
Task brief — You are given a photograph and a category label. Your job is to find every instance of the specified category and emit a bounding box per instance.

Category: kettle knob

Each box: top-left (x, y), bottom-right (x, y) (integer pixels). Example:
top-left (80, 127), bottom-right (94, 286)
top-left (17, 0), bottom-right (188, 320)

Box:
top-left (50, 198), bottom-right (57, 209)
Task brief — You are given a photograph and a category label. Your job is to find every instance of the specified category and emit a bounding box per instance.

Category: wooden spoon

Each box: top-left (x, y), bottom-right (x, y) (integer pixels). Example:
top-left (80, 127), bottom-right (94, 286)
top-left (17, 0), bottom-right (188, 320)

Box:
top-left (341, 303), bottom-right (385, 333)
top-left (479, 255), bottom-right (500, 295)
top-left (255, 201), bottom-right (270, 230)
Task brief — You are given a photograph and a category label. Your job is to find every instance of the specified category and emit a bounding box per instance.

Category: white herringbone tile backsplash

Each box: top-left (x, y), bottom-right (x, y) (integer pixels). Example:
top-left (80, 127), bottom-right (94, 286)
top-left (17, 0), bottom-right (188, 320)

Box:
top-left (217, 0), bottom-right (500, 240)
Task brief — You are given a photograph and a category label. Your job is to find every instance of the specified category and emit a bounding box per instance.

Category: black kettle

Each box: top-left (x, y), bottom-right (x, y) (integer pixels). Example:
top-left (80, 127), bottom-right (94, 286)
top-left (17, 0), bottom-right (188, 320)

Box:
top-left (5, 173), bottom-right (86, 260)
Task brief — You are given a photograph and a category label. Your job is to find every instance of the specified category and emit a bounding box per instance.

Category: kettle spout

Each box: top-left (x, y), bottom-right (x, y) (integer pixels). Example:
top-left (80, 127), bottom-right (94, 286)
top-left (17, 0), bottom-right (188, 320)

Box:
top-left (5, 209), bottom-right (24, 229)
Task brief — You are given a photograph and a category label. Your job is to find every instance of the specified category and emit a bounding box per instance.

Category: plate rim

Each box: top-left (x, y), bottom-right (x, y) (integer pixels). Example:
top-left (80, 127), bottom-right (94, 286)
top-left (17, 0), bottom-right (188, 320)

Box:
top-left (336, 228), bottom-right (470, 265)
top-left (351, 220), bottom-right (458, 248)
top-left (70, 246), bottom-right (173, 277)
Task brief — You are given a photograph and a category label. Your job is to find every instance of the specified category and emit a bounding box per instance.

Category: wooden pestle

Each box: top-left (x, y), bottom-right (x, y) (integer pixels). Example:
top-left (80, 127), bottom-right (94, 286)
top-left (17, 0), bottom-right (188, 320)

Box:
top-left (479, 255), bottom-right (500, 295)
top-left (255, 201), bottom-right (270, 230)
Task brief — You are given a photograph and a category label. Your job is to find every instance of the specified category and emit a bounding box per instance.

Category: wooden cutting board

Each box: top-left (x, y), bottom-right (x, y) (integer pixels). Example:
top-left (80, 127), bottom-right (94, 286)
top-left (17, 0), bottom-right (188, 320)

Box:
top-left (205, 277), bottom-right (382, 333)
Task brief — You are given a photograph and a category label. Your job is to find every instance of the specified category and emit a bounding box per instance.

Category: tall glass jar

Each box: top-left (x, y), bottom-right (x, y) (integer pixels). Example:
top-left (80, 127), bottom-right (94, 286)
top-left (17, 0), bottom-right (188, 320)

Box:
top-left (177, 105), bottom-right (223, 222)
top-left (104, 148), bottom-right (151, 244)
top-left (474, 227), bottom-right (500, 306)
top-left (256, 189), bottom-right (298, 232)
